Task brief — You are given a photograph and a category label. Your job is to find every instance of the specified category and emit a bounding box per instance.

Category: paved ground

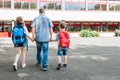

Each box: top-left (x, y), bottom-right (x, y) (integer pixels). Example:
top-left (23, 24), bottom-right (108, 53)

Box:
top-left (0, 37), bottom-right (120, 80)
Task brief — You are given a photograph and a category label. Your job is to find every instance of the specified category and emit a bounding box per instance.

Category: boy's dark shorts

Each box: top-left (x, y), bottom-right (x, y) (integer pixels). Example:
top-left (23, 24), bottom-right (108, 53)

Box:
top-left (57, 46), bottom-right (69, 56)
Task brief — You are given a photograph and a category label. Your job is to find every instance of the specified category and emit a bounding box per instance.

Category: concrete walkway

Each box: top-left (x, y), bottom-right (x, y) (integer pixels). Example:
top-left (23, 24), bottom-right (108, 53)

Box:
top-left (0, 37), bottom-right (120, 80)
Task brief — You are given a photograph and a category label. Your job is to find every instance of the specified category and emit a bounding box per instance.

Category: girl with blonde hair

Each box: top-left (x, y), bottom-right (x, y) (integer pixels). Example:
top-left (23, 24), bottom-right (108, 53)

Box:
top-left (12, 16), bottom-right (33, 71)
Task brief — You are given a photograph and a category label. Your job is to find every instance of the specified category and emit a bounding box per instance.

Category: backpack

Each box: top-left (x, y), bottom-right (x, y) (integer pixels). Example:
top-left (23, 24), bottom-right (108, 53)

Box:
top-left (12, 25), bottom-right (26, 44)
top-left (59, 31), bottom-right (70, 47)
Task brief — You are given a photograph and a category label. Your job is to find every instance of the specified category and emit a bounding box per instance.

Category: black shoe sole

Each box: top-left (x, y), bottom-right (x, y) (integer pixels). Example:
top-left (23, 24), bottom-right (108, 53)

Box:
top-left (13, 65), bottom-right (17, 71)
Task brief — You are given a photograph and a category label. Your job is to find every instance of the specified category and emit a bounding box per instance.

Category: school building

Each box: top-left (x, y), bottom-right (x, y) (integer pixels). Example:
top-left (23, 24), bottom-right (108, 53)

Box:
top-left (0, 0), bottom-right (120, 37)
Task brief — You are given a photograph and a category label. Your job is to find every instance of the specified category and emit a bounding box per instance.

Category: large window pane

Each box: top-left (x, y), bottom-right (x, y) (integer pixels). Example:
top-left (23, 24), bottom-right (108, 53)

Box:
top-left (14, 2), bottom-right (21, 9)
top-left (101, 4), bottom-right (106, 11)
top-left (40, 2), bottom-right (47, 9)
top-left (109, 4), bottom-right (114, 11)
top-left (115, 4), bottom-right (120, 11)
top-left (4, 1), bottom-right (11, 8)
top-left (88, 4), bottom-right (94, 10)
top-left (55, 2), bottom-right (61, 10)
top-left (22, 2), bottom-right (29, 9)
top-left (0, 1), bottom-right (3, 8)
top-left (79, 4), bottom-right (85, 10)
top-left (65, 3), bottom-right (71, 10)
top-left (72, 3), bottom-right (79, 10)
top-left (47, 2), bottom-right (54, 9)
top-left (94, 3), bottom-right (100, 10)
top-left (30, 2), bottom-right (37, 9)
top-left (4, 21), bottom-right (12, 32)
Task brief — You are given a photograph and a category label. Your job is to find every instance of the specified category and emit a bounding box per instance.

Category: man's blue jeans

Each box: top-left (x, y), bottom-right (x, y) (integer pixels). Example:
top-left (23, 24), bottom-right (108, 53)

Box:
top-left (36, 41), bottom-right (49, 68)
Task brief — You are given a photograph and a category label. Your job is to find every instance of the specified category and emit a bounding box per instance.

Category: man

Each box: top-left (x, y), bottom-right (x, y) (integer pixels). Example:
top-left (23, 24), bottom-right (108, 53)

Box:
top-left (31, 8), bottom-right (53, 71)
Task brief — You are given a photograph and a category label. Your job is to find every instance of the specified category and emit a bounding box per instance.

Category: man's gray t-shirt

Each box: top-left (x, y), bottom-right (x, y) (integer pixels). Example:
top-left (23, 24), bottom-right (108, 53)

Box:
top-left (31, 14), bottom-right (53, 42)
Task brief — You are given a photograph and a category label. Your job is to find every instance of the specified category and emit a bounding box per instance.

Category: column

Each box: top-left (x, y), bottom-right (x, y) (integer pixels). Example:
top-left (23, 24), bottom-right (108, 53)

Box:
top-left (11, 0), bottom-right (14, 9)
top-left (100, 22), bottom-right (102, 32)
top-left (86, 0), bottom-right (88, 11)
top-left (12, 20), bottom-right (14, 29)
top-left (106, 0), bottom-right (109, 11)
top-left (62, 0), bottom-right (65, 11)
top-left (37, 0), bottom-right (39, 9)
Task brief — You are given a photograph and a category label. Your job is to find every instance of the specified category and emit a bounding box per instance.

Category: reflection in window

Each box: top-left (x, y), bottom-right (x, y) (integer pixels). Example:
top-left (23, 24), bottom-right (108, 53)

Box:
top-left (30, 2), bottom-right (37, 9)
top-left (65, 3), bottom-right (71, 10)
top-left (88, 4), bottom-right (94, 10)
top-left (55, 3), bottom-right (61, 10)
top-left (53, 26), bottom-right (59, 33)
top-left (109, 4), bottom-right (114, 11)
top-left (4, 1), bottom-right (11, 8)
top-left (14, 2), bottom-right (21, 9)
top-left (80, 4), bottom-right (85, 10)
top-left (115, 4), bottom-right (120, 11)
top-left (69, 26), bottom-right (75, 32)
top-left (101, 4), bottom-right (106, 11)
top-left (22, 2), bottom-right (29, 9)
top-left (47, 2), bottom-right (54, 9)
top-left (0, 1), bottom-right (3, 8)
top-left (40, 2), bottom-right (47, 9)
top-left (94, 4), bottom-right (100, 10)
top-left (72, 3), bottom-right (79, 10)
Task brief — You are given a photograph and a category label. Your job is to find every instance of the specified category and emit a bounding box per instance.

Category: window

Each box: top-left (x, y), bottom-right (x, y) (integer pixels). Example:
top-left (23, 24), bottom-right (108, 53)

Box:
top-left (4, 1), bottom-right (11, 8)
top-left (94, 0), bottom-right (100, 10)
top-left (47, 2), bottom-right (54, 9)
top-left (55, 2), bottom-right (61, 10)
top-left (109, 4), bottom-right (114, 11)
top-left (22, 2), bottom-right (29, 9)
top-left (94, 3), bottom-right (100, 10)
top-left (0, 21), bottom-right (4, 32)
top-left (101, 4), bottom-right (106, 11)
top-left (14, 2), bottom-right (21, 9)
top-left (65, 3), bottom-right (71, 10)
top-left (115, 4), bottom-right (120, 11)
top-left (55, 0), bottom-right (61, 10)
top-left (30, 2), bottom-right (37, 9)
top-left (80, 4), bottom-right (85, 10)
top-left (0, 1), bottom-right (3, 8)
top-left (40, 2), bottom-right (47, 9)
top-left (88, 4), bottom-right (94, 10)
top-left (72, 3), bottom-right (79, 10)
top-left (40, 0), bottom-right (61, 10)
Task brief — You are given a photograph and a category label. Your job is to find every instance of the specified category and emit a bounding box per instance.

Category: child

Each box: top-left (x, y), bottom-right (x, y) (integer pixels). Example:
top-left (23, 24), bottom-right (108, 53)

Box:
top-left (12, 16), bottom-right (33, 71)
top-left (52, 21), bottom-right (70, 70)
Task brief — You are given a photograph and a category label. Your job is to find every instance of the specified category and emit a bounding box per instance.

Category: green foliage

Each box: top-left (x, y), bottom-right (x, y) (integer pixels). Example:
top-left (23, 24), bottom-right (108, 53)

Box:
top-left (115, 29), bottom-right (120, 37)
top-left (80, 30), bottom-right (99, 37)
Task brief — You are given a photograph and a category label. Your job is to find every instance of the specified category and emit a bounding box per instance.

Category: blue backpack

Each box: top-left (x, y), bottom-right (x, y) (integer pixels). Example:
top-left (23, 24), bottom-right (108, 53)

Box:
top-left (12, 25), bottom-right (26, 44)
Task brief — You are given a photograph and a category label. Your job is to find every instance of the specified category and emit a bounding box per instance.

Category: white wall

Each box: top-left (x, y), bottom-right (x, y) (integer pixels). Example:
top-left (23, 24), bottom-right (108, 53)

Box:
top-left (0, 10), bottom-right (120, 22)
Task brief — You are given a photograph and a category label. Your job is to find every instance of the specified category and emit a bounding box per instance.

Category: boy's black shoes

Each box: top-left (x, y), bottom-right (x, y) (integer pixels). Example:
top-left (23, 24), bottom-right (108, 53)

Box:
top-left (56, 63), bottom-right (62, 70)
top-left (63, 64), bottom-right (67, 68)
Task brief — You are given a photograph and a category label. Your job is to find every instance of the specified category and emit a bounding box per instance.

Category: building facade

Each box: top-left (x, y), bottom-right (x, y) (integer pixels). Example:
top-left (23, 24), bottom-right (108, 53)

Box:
top-left (0, 0), bottom-right (120, 37)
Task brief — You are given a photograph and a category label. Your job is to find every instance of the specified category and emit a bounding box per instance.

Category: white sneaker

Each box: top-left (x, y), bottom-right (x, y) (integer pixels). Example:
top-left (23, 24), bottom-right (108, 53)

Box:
top-left (22, 64), bottom-right (26, 68)
top-left (13, 63), bottom-right (17, 71)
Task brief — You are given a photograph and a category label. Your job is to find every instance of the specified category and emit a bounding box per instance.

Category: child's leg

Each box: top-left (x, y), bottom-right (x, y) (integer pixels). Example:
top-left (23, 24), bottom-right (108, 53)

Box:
top-left (56, 47), bottom-right (62, 70)
top-left (63, 55), bottom-right (67, 64)
top-left (13, 47), bottom-right (21, 65)
top-left (21, 47), bottom-right (26, 67)
top-left (57, 56), bottom-right (62, 64)
top-left (63, 48), bottom-right (68, 67)
top-left (13, 47), bottom-right (21, 71)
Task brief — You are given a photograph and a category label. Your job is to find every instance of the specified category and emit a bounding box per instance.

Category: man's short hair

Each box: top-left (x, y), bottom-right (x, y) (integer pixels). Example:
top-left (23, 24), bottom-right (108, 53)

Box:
top-left (39, 8), bottom-right (45, 13)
